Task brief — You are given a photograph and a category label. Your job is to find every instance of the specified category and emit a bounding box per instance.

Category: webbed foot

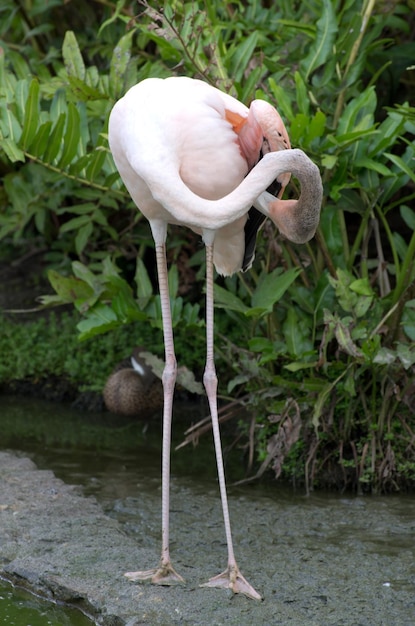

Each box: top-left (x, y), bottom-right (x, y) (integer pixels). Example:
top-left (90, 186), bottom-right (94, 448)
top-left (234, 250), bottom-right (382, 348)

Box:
top-left (201, 564), bottom-right (261, 600)
top-left (125, 562), bottom-right (185, 586)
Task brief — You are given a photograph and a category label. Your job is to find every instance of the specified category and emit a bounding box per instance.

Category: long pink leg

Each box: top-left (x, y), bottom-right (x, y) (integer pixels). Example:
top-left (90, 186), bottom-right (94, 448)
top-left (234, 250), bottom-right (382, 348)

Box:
top-left (200, 233), bottom-right (262, 601)
top-left (125, 221), bottom-right (184, 585)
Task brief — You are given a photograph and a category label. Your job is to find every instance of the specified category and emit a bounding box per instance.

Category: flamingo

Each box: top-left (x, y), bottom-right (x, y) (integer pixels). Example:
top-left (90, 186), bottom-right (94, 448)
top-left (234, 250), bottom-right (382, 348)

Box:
top-left (108, 76), bottom-right (322, 601)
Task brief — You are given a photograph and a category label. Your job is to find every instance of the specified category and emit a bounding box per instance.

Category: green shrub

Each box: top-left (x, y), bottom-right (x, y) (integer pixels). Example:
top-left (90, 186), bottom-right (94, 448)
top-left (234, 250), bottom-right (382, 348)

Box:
top-left (1, 0), bottom-right (414, 491)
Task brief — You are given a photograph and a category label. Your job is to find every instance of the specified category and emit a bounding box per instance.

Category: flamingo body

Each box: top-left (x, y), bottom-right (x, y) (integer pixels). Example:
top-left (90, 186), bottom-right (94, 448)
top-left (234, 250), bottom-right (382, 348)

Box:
top-left (109, 76), bottom-right (292, 275)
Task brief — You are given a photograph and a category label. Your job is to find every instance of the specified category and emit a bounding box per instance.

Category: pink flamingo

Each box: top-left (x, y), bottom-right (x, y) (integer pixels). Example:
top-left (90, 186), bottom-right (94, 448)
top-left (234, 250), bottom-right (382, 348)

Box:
top-left (109, 76), bottom-right (322, 600)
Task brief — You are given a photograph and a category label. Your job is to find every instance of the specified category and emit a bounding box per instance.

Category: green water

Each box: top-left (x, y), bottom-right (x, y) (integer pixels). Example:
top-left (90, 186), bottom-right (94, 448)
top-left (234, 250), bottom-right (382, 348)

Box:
top-left (0, 581), bottom-right (94, 625)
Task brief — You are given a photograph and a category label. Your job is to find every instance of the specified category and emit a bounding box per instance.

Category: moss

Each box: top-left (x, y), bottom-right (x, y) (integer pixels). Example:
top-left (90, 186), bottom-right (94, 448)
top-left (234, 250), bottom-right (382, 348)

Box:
top-left (0, 312), bottom-right (154, 391)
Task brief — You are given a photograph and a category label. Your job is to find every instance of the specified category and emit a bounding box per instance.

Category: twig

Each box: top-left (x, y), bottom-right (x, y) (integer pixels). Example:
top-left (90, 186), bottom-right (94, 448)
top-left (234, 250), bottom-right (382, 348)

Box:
top-left (175, 397), bottom-right (248, 450)
top-left (25, 151), bottom-right (127, 198)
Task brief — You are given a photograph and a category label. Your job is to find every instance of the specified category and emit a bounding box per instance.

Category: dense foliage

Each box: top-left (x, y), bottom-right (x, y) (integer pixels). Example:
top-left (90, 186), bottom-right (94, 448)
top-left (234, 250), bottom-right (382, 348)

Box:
top-left (1, 0), bottom-right (415, 492)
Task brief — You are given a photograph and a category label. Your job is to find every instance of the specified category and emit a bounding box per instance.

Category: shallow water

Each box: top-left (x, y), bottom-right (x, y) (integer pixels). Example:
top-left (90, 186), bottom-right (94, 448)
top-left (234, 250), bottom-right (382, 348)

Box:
top-left (1, 395), bottom-right (415, 625)
top-left (0, 580), bottom-right (93, 626)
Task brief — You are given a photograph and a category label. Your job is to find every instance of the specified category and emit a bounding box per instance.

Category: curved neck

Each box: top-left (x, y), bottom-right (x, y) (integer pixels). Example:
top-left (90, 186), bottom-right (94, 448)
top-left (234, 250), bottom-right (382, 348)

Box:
top-left (142, 149), bottom-right (322, 237)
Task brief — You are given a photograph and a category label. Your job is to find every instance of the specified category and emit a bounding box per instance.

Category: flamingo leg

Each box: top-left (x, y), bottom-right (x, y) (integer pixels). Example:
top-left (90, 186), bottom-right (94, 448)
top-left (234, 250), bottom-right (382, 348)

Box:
top-left (125, 221), bottom-right (184, 586)
top-left (200, 233), bottom-right (262, 601)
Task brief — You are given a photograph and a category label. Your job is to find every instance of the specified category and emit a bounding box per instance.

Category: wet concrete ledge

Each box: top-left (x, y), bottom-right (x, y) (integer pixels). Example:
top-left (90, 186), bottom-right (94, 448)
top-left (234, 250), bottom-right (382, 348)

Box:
top-left (1, 450), bottom-right (277, 626)
top-left (1, 451), bottom-right (415, 626)
top-left (1, 450), bottom-right (233, 626)
top-left (0, 451), bottom-right (145, 625)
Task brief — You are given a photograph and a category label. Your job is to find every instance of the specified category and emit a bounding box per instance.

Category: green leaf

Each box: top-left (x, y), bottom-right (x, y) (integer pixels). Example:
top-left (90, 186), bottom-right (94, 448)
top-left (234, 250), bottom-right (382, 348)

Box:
top-left (75, 221), bottom-right (93, 255)
top-left (72, 261), bottom-right (102, 292)
top-left (385, 152), bottom-right (415, 185)
top-left (171, 296), bottom-right (184, 327)
top-left (248, 337), bottom-right (272, 353)
top-left (109, 31), bottom-right (134, 99)
top-left (312, 382), bottom-right (332, 430)
top-left (321, 154), bottom-right (337, 169)
top-left (284, 361), bottom-right (317, 372)
top-left (250, 267), bottom-right (301, 314)
top-left (111, 289), bottom-right (147, 323)
top-left (333, 318), bottom-right (364, 359)
top-left (368, 110), bottom-right (405, 156)
top-left (67, 75), bottom-right (106, 101)
top-left (50, 88), bottom-right (68, 122)
top-left (268, 77), bottom-right (293, 121)
top-left (1, 106), bottom-right (21, 143)
top-left (59, 215), bottom-right (92, 233)
top-left (62, 202), bottom-right (97, 216)
top-left (182, 301), bottom-right (201, 326)
top-left (135, 258), bottom-right (153, 307)
top-left (34, 207), bottom-right (46, 233)
top-left (400, 205), bottom-right (415, 230)
top-left (68, 154), bottom-right (91, 176)
top-left (239, 66), bottom-right (265, 103)
top-left (290, 113), bottom-right (309, 145)
top-left (102, 255), bottom-right (121, 279)
top-left (63, 31), bottom-right (86, 80)
top-left (291, 109), bottom-right (326, 148)
top-left (20, 78), bottom-right (39, 150)
top-left (58, 102), bottom-right (81, 168)
top-left (27, 120), bottom-right (53, 157)
top-left (354, 296), bottom-right (373, 318)
top-left (46, 269), bottom-right (94, 304)
top-left (354, 158), bottom-right (392, 177)
top-left (99, 0), bottom-right (129, 36)
top-left (373, 347), bottom-right (396, 366)
top-left (1, 138), bottom-right (25, 162)
top-left (85, 145), bottom-right (107, 180)
top-left (344, 369), bottom-right (356, 397)
top-left (85, 66), bottom-right (100, 89)
top-left (75, 101), bottom-right (89, 156)
top-left (308, 110), bottom-right (326, 141)
top-left (295, 71), bottom-right (309, 115)
top-left (76, 304), bottom-right (119, 341)
top-left (14, 79), bottom-right (29, 124)
top-left (230, 31), bottom-right (259, 83)
top-left (168, 264), bottom-right (179, 299)
top-left (396, 343), bottom-right (415, 370)
top-left (228, 373), bottom-right (251, 393)
top-left (349, 278), bottom-right (374, 297)
top-left (328, 269), bottom-right (357, 313)
top-left (300, 0), bottom-right (337, 80)
top-left (44, 113), bottom-right (66, 163)
top-left (330, 127), bottom-right (379, 147)
top-left (213, 284), bottom-right (249, 314)
top-left (282, 308), bottom-right (312, 358)
top-left (337, 87), bottom-right (377, 135)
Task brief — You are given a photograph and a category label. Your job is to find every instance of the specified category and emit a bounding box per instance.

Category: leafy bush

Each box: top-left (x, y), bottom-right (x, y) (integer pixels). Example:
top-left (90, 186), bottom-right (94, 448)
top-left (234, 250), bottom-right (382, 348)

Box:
top-left (0, 311), bottom-right (133, 390)
top-left (1, 0), bottom-right (414, 491)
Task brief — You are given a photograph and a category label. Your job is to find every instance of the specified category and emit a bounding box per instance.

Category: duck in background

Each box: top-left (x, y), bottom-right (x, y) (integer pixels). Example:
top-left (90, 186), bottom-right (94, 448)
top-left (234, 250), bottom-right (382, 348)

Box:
top-left (103, 347), bottom-right (163, 418)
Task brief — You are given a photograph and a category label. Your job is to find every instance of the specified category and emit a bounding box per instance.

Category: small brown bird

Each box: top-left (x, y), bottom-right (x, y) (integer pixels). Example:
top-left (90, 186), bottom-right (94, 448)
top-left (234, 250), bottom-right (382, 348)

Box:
top-left (103, 348), bottom-right (163, 417)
